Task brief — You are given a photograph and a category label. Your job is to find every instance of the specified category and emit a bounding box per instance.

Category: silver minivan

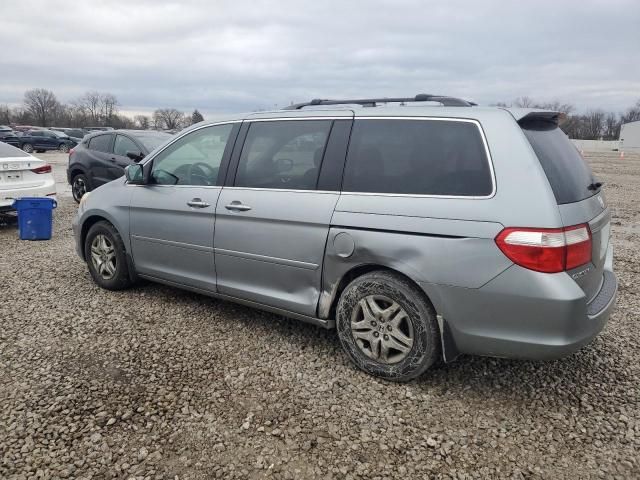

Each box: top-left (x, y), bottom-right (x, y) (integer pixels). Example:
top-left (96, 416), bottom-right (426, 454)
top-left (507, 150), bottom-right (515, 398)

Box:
top-left (73, 95), bottom-right (617, 381)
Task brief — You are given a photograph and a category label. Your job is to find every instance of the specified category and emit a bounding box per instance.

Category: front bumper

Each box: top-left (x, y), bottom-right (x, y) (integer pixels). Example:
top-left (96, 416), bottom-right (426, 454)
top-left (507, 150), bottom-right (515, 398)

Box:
top-left (72, 214), bottom-right (83, 259)
top-left (423, 245), bottom-right (617, 361)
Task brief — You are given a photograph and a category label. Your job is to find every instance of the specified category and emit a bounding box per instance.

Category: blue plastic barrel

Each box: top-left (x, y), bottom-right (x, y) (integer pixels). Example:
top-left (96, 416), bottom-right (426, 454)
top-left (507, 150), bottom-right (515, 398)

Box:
top-left (12, 197), bottom-right (57, 240)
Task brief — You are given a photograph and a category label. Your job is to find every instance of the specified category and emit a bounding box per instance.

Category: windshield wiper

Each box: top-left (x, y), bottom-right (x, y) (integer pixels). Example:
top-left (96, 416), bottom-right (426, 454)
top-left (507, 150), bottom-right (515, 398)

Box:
top-left (587, 181), bottom-right (604, 191)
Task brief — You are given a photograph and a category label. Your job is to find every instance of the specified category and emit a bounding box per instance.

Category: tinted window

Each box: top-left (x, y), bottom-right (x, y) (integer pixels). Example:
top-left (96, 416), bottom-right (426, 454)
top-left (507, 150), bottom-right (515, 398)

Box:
top-left (30, 131), bottom-right (42, 137)
top-left (88, 134), bottom-right (112, 153)
top-left (235, 120), bottom-right (331, 190)
top-left (151, 124), bottom-right (233, 186)
top-left (342, 119), bottom-right (492, 196)
top-left (522, 122), bottom-right (596, 204)
top-left (113, 135), bottom-right (139, 157)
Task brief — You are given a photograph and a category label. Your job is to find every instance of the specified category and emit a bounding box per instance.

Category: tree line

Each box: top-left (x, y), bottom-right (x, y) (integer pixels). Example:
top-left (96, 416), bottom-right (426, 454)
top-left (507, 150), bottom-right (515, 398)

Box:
top-left (0, 88), bottom-right (205, 131)
top-left (2, 88), bottom-right (640, 139)
top-left (495, 97), bottom-right (640, 140)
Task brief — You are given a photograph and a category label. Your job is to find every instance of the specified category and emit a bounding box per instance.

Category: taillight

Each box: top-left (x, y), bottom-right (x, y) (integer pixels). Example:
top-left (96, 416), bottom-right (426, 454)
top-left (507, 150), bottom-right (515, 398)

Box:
top-left (30, 164), bottom-right (52, 174)
top-left (495, 224), bottom-right (592, 273)
top-left (69, 147), bottom-right (75, 156)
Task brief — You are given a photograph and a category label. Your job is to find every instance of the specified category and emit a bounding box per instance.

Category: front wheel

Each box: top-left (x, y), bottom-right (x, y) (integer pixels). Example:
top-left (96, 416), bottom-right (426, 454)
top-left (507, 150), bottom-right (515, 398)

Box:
top-left (84, 221), bottom-right (132, 290)
top-left (59, 143), bottom-right (70, 153)
top-left (336, 271), bottom-right (440, 382)
top-left (22, 143), bottom-right (33, 153)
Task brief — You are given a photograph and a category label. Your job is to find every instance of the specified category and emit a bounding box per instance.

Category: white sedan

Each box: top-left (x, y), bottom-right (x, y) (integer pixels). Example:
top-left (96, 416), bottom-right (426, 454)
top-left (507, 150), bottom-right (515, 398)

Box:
top-left (0, 141), bottom-right (56, 211)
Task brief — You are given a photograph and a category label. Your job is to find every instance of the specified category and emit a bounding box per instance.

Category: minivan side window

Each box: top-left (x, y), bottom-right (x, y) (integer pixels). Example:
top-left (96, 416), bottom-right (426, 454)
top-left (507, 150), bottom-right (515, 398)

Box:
top-left (234, 120), bottom-right (332, 190)
top-left (342, 119), bottom-right (493, 196)
top-left (88, 134), bottom-right (113, 154)
top-left (150, 124), bottom-right (233, 186)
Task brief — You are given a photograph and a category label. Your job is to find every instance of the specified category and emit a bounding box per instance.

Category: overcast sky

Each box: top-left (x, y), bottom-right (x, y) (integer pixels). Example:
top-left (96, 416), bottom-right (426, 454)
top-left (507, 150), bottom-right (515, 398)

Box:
top-left (1, 0), bottom-right (639, 116)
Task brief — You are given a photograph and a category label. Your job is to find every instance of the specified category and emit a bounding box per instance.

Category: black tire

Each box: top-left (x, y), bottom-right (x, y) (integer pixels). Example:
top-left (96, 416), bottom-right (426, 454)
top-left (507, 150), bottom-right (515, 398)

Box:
top-left (22, 143), bottom-right (33, 153)
top-left (84, 221), bottom-right (132, 290)
top-left (71, 173), bottom-right (90, 203)
top-left (336, 271), bottom-right (440, 382)
top-left (59, 143), bottom-right (70, 153)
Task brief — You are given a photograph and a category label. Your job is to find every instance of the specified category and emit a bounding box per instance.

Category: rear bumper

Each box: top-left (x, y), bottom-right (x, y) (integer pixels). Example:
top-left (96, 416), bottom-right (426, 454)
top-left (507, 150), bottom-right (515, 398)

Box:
top-left (0, 179), bottom-right (57, 210)
top-left (423, 245), bottom-right (617, 361)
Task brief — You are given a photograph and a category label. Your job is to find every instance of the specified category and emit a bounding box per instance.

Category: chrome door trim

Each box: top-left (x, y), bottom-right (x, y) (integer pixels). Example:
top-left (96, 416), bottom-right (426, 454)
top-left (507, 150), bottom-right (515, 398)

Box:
top-left (131, 234), bottom-right (213, 252)
top-left (214, 247), bottom-right (319, 270)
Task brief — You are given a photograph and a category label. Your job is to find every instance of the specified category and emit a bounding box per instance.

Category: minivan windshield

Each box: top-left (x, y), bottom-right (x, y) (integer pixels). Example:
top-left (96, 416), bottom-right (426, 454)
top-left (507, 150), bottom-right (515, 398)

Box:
top-left (522, 121), bottom-right (597, 205)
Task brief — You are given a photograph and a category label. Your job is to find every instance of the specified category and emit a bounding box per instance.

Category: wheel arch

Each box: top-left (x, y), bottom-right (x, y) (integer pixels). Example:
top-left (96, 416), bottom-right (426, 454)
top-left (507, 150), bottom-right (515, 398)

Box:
top-left (79, 213), bottom-right (138, 282)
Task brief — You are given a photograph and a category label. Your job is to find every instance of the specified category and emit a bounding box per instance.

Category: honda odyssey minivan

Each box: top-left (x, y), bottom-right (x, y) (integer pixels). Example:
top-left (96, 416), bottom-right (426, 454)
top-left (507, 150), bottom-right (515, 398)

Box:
top-left (72, 94), bottom-right (617, 381)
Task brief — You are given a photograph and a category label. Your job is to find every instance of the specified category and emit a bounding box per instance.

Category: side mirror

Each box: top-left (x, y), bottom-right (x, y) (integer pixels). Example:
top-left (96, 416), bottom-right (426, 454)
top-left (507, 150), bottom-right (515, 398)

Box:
top-left (124, 164), bottom-right (144, 184)
top-left (126, 151), bottom-right (145, 162)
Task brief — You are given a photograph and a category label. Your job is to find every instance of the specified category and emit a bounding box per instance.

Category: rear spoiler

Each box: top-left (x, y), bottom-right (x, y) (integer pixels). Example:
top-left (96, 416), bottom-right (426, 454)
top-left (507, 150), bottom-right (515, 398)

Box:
top-left (516, 111), bottom-right (567, 130)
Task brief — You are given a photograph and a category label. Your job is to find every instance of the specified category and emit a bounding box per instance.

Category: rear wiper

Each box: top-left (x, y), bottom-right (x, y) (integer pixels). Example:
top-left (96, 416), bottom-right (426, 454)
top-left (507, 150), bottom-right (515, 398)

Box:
top-left (587, 181), bottom-right (604, 191)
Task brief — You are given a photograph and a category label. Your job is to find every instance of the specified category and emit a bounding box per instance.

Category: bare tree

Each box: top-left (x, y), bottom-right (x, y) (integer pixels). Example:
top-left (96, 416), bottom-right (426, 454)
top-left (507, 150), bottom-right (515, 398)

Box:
top-left (513, 96), bottom-right (535, 108)
top-left (134, 115), bottom-right (151, 130)
top-left (603, 113), bottom-right (621, 140)
top-left (153, 108), bottom-right (184, 130)
top-left (582, 110), bottom-right (605, 140)
top-left (73, 91), bottom-right (102, 124)
top-left (23, 88), bottom-right (59, 126)
top-left (100, 93), bottom-right (119, 126)
top-left (0, 104), bottom-right (10, 124)
top-left (621, 100), bottom-right (640, 124)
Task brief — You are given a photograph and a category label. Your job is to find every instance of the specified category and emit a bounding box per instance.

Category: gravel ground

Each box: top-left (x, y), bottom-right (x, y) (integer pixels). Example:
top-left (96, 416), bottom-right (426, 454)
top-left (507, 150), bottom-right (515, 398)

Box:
top-left (1, 151), bottom-right (638, 479)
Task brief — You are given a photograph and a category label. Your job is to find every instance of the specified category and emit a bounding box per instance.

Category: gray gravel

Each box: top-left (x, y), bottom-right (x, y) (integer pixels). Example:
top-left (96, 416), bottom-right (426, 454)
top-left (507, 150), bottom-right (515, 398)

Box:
top-left (1, 151), bottom-right (639, 479)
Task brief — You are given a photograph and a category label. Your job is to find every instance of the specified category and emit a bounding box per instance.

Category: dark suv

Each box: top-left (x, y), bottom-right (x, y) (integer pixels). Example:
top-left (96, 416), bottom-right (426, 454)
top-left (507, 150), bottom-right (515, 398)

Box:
top-left (18, 129), bottom-right (77, 153)
top-left (67, 129), bottom-right (173, 202)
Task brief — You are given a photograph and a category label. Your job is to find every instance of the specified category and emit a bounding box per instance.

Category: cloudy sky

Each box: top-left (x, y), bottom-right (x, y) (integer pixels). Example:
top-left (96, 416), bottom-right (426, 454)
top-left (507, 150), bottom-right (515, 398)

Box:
top-left (1, 0), bottom-right (639, 116)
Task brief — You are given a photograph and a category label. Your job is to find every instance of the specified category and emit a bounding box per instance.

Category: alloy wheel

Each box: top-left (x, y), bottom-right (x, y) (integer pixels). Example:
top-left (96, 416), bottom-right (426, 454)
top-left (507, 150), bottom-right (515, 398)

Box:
top-left (90, 234), bottom-right (117, 280)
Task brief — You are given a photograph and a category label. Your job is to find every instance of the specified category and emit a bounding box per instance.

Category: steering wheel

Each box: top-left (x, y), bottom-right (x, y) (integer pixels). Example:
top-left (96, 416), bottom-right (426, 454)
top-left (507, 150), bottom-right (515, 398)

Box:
top-left (187, 162), bottom-right (216, 185)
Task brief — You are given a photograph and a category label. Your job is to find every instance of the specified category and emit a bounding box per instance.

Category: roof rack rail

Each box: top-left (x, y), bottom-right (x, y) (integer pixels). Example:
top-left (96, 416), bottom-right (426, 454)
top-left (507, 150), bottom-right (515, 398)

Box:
top-left (285, 94), bottom-right (476, 110)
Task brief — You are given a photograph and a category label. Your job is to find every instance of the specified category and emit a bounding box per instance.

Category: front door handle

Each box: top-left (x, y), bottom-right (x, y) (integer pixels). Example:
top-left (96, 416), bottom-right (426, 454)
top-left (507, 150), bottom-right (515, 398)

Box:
top-left (225, 201), bottom-right (252, 212)
top-left (187, 198), bottom-right (210, 208)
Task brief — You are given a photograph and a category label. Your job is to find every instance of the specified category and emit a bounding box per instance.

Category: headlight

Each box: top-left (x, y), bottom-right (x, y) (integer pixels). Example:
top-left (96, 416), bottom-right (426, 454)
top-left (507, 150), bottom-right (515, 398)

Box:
top-left (79, 191), bottom-right (91, 211)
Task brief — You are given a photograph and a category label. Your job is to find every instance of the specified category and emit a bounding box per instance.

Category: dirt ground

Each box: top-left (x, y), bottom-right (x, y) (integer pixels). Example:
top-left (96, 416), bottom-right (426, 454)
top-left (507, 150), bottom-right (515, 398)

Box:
top-left (0, 151), bottom-right (638, 479)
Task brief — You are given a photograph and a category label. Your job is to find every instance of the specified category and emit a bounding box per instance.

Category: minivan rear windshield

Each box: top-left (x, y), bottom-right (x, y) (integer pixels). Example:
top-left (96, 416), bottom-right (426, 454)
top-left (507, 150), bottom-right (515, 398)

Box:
top-left (522, 121), bottom-right (597, 205)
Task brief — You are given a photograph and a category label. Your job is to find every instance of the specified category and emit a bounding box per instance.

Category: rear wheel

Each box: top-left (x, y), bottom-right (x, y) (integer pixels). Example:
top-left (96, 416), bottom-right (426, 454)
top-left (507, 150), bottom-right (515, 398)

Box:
top-left (84, 221), bottom-right (132, 290)
top-left (336, 271), bottom-right (440, 382)
top-left (59, 143), bottom-right (70, 153)
top-left (22, 143), bottom-right (33, 153)
top-left (71, 174), bottom-right (90, 203)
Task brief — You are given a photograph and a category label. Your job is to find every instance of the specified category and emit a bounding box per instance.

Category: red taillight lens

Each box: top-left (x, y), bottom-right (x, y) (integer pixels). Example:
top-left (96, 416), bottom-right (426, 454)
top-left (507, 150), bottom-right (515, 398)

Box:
top-left (495, 224), bottom-right (591, 273)
top-left (31, 164), bottom-right (52, 174)
top-left (69, 148), bottom-right (75, 156)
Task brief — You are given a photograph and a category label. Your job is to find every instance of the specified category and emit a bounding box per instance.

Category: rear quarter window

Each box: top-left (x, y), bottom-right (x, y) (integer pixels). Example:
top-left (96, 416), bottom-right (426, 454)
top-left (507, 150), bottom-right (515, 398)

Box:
top-left (342, 119), bottom-right (493, 196)
top-left (522, 121), bottom-right (596, 205)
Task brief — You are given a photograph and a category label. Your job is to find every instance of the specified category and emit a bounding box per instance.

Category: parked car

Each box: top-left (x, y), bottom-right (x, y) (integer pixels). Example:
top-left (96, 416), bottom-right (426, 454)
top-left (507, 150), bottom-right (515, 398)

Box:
top-left (51, 127), bottom-right (88, 143)
top-left (16, 129), bottom-right (77, 154)
top-left (0, 141), bottom-right (56, 212)
top-left (67, 129), bottom-right (173, 202)
top-left (84, 126), bottom-right (114, 132)
top-left (72, 94), bottom-right (617, 381)
top-left (0, 126), bottom-right (21, 148)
